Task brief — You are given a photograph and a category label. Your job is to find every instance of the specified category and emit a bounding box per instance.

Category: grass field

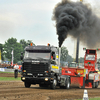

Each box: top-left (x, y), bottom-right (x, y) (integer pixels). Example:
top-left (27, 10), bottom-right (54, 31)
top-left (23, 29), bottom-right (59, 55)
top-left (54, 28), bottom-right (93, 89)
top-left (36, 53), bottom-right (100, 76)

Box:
top-left (0, 72), bottom-right (21, 81)
top-left (78, 97), bottom-right (100, 100)
top-left (0, 71), bottom-right (14, 74)
top-left (0, 77), bottom-right (21, 81)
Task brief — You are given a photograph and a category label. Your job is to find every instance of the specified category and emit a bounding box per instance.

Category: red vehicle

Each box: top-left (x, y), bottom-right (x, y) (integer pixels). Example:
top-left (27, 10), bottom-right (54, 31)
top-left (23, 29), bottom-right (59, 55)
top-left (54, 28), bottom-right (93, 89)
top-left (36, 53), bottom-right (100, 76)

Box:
top-left (61, 49), bottom-right (100, 88)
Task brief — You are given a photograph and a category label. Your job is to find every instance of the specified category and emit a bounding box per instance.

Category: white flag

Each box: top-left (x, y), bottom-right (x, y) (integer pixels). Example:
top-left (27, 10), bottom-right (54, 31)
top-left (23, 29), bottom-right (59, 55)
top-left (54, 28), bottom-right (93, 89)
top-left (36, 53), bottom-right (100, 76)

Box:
top-left (11, 50), bottom-right (13, 55)
top-left (11, 50), bottom-right (13, 66)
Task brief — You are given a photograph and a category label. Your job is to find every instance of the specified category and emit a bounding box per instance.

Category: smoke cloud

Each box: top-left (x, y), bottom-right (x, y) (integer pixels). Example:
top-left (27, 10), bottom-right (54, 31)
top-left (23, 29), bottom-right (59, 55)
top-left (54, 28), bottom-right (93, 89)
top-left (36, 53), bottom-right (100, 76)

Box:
top-left (52, 0), bottom-right (100, 48)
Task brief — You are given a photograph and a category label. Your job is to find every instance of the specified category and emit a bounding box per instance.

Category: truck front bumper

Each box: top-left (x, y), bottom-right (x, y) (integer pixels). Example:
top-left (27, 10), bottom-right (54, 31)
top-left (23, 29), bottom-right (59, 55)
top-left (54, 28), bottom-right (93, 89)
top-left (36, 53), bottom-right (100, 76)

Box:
top-left (21, 76), bottom-right (52, 84)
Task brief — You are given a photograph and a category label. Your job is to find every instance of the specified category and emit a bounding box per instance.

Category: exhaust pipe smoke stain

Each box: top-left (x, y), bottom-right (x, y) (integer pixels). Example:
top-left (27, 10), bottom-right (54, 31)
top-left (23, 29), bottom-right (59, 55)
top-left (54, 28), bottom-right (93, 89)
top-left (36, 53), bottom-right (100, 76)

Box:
top-left (53, 0), bottom-right (100, 47)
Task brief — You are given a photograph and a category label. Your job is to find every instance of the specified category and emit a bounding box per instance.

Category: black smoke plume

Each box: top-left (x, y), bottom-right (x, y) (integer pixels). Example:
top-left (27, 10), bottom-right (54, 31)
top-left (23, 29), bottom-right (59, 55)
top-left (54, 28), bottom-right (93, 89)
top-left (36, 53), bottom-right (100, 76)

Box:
top-left (53, 0), bottom-right (100, 47)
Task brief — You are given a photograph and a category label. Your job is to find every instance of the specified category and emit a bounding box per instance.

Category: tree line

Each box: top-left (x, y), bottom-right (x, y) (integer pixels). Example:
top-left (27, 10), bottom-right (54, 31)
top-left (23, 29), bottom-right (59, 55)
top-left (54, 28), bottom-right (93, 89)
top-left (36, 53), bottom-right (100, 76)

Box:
top-left (0, 37), bottom-right (84, 63)
top-left (0, 37), bottom-right (35, 63)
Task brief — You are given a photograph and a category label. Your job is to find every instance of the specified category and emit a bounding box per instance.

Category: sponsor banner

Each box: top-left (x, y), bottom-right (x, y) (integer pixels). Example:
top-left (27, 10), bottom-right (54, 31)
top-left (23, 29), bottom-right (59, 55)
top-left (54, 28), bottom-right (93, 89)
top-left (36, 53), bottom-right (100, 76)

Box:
top-left (0, 68), bottom-right (5, 72)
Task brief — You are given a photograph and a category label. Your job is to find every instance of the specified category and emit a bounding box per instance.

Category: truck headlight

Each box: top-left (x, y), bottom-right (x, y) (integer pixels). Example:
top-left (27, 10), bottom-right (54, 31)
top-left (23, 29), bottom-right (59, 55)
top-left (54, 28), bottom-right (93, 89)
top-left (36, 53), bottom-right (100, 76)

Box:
top-left (45, 78), bottom-right (48, 81)
top-left (22, 77), bottom-right (25, 80)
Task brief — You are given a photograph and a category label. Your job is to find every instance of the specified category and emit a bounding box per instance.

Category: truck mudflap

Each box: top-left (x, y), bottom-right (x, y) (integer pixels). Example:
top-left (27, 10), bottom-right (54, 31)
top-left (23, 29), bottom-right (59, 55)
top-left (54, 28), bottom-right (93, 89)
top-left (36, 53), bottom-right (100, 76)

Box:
top-left (21, 76), bottom-right (53, 84)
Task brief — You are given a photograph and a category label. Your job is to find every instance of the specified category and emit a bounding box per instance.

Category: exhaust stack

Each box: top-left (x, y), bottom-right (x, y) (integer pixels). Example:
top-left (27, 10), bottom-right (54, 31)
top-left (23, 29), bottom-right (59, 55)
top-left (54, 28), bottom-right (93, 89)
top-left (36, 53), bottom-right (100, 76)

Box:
top-left (59, 47), bottom-right (61, 71)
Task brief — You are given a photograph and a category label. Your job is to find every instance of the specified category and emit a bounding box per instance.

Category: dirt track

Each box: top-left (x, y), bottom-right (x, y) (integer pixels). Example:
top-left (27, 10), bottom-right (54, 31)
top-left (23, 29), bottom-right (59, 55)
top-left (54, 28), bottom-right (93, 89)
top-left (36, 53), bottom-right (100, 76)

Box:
top-left (0, 73), bottom-right (100, 100)
top-left (0, 72), bottom-right (21, 77)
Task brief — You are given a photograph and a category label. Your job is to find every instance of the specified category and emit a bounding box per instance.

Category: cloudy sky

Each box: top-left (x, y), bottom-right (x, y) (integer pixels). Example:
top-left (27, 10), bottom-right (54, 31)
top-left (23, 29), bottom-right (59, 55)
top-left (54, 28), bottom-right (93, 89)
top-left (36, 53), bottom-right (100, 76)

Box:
top-left (0, 0), bottom-right (100, 58)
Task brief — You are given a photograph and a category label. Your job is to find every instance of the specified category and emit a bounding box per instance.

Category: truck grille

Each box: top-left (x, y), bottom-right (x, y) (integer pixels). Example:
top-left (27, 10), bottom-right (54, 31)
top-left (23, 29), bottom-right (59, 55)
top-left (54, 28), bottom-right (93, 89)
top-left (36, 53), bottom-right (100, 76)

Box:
top-left (23, 62), bottom-right (49, 75)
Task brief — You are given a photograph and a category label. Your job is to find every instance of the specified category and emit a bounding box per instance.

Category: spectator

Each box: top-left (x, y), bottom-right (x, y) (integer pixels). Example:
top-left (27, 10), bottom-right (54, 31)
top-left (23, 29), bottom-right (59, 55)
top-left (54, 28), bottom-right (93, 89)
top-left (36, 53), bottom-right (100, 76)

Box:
top-left (14, 63), bottom-right (19, 78)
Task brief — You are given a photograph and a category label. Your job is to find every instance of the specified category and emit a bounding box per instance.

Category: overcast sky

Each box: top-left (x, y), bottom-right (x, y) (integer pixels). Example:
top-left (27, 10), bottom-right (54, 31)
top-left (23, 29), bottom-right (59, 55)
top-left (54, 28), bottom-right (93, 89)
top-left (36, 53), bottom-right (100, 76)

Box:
top-left (0, 0), bottom-right (100, 58)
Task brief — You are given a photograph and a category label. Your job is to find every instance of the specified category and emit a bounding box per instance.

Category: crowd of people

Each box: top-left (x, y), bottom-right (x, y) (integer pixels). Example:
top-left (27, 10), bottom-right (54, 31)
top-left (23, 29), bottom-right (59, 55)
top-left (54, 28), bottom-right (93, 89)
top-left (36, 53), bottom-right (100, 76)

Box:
top-left (0, 62), bottom-right (22, 78)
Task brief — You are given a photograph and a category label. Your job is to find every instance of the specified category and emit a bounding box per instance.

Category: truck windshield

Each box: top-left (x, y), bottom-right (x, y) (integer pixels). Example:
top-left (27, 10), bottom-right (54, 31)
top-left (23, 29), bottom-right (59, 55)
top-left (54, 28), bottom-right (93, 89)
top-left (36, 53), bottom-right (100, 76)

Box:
top-left (24, 51), bottom-right (50, 60)
top-left (86, 55), bottom-right (95, 60)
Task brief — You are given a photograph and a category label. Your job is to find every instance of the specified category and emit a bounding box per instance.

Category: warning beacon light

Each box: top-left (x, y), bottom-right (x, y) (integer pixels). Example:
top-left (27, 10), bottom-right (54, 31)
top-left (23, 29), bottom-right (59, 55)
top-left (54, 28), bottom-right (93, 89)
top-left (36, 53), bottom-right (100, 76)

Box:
top-left (97, 48), bottom-right (100, 50)
top-left (47, 43), bottom-right (50, 46)
top-left (30, 43), bottom-right (33, 46)
top-left (83, 48), bottom-right (86, 50)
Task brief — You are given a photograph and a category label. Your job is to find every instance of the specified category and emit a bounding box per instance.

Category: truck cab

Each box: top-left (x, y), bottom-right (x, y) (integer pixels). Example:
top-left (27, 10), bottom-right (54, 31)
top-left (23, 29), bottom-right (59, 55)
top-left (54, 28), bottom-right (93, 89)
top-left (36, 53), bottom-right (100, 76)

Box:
top-left (21, 44), bottom-right (60, 89)
top-left (84, 49), bottom-right (97, 72)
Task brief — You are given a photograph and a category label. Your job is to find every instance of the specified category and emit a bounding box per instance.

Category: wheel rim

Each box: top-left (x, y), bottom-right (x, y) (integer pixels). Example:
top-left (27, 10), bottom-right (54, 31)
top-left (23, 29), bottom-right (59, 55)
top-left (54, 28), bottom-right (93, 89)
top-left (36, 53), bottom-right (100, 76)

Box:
top-left (67, 82), bottom-right (70, 88)
top-left (93, 82), bottom-right (95, 88)
top-left (53, 79), bottom-right (57, 86)
top-left (96, 82), bottom-right (98, 86)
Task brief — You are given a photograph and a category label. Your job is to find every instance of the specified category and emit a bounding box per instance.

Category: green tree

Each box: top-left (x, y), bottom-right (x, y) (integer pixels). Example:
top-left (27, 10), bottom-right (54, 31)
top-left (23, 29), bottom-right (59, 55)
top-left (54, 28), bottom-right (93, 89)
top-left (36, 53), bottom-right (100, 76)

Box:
top-left (3, 37), bottom-right (23, 63)
top-left (79, 57), bottom-right (84, 63)
top-left (60, 46), bottom-right (68, 61)
top-left (20, 39), bottom-right (27, 51)
top-left (66, 54), bottom-right (73, 63)
top-left (0, 43), bottom-right (4, 60)
top-left (26, 40), bottom-right (35, 46)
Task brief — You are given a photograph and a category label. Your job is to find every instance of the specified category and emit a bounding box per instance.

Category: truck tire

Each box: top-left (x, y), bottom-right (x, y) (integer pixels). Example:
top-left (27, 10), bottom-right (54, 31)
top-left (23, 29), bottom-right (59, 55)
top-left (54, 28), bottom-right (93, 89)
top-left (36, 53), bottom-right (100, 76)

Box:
top-left (50, 76), bottom-right (57, 89)
top-left (95, 82), bottom-right (99, 88)
top-left (65, 78), bottom-right (70, 89)
top-left (92, 82), bottom-right (95, 88)
top-left (39, 84), bottom-right (44, 87)
top-left (81, 77), bottom-right (85, 89)
top-left (24, 82), bottom-right (31, 88)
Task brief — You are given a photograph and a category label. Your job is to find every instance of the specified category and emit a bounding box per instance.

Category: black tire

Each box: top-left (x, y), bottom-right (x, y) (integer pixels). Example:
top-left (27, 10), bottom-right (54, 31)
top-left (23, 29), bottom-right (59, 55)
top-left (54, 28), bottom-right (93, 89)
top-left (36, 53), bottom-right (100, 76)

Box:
top-left (39, 84), bottom-right (46, 87)
top-left (24, 82), bottom-right (31, 88)
top-left (95, 82), bottom-right (99, 88)
top-left (65, 78), bottom-right (70, 89)
top-left (92, 82), bottom-right (95, 88)
top-left (81, 77), bottom-right (85, 89)
top-left (39, 84), bottom-right (44, 87)
top-left (50, 76), bottom-right (57, 89)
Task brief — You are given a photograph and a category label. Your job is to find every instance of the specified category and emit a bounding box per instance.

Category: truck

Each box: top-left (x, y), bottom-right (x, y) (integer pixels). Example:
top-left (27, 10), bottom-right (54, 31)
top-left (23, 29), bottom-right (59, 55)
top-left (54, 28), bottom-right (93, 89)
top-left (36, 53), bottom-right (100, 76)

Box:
top-left (61, 48), bottom-right (100, 88)
top-left (21, 43), bottom-right (70, 89)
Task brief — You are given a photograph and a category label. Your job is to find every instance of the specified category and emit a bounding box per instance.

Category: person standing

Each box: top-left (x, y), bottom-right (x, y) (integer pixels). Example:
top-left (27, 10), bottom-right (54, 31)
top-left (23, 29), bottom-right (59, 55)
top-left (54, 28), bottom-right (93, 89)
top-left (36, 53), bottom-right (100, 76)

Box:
top-left (14, 63), bottom-right (19, 78)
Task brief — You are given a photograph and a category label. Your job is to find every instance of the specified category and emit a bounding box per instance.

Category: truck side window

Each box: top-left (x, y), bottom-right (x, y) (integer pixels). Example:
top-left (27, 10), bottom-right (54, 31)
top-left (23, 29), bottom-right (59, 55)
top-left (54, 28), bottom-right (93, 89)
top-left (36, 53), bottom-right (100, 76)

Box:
top-left (51, 52), bottom-right (55, 60)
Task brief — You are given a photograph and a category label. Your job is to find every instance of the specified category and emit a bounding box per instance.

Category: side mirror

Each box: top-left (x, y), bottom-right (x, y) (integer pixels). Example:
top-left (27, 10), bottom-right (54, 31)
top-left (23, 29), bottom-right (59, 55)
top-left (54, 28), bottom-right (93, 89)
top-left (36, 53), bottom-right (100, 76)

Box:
top-left (21, 52), bottom-right (23, 60)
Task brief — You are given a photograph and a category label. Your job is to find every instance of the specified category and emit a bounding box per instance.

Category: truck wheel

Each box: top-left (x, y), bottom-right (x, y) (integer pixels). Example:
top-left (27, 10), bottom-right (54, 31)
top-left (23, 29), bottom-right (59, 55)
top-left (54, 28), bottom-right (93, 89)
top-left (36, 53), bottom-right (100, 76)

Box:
top-left (81, 77), bottom-right (85, 89)
top-left (95, 82), bottom-right (99, 88)
top-left (39, 84), bottom-right (44, 87)
top-left (65, 78), bottom-right (70, 89)
top-left (24, 82), bottom-right (31, 88)
top-left (92, 82), bottom-right (95, 88)
top-left (50, 76), bottom-right (57, 89)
